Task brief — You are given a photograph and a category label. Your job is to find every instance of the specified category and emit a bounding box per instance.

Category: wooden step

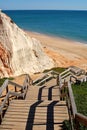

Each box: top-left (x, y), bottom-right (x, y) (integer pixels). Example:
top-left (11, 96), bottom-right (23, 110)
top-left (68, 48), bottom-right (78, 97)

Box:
top-left (0, 77), bottom-right (69, 130)
top-left (10, 100), bottom-right (66, 105)
top-left (0, 123), bottom-right (63, 130)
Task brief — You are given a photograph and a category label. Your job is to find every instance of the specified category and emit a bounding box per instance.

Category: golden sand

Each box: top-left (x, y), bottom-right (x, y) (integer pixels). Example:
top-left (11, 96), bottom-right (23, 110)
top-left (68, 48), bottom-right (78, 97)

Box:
top-left (26, 31), bottom-right (87, 72)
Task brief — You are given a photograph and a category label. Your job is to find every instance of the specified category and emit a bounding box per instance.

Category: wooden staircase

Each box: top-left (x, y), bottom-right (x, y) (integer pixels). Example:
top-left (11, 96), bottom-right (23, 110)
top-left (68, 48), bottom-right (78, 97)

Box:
top-left (0, 76), bottom-right (69, 130)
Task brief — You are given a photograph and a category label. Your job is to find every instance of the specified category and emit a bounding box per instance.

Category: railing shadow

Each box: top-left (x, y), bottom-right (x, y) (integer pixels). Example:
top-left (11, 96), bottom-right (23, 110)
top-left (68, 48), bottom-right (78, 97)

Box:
top-left (25, 100), bottom-right (59, 130)
top-left (38, 85), bottom-right (58, 101)
top-left (25, 78), bottom-right (60, 130)
top-left (48, 85), bottom-right (57, 100)
top-left (38, 86), bottom-right (46, 100)
top-left (25, 101), bottom-right (43, 130)
top-left (46, 101), bottom-right (58, 130)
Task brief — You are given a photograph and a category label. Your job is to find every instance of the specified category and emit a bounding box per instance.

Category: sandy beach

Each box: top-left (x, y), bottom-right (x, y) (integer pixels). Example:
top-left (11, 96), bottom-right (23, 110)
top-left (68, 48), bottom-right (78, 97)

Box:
top-left (26, 31), bottom-right (87, 72)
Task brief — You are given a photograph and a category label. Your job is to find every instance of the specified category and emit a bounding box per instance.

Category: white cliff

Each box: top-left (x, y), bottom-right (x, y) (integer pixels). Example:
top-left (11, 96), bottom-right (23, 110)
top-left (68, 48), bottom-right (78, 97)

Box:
top-left (0, 11), bottom-right (54, 77)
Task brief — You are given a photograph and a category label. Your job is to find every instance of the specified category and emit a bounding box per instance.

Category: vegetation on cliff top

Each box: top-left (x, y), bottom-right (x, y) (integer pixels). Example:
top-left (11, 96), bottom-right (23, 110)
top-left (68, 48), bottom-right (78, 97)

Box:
top-left (44, 67), bottom-right (66, 73)
top-left (0, 77), bottom-right (14, 87)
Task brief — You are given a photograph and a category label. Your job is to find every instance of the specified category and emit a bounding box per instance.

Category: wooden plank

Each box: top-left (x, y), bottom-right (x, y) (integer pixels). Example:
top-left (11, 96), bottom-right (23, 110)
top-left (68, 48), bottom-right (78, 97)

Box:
top-left (5, 112), bottom-right (29, 117)
top-left (7, 105), bottom-right (67, 112)
top-left (0, 124), bottom-right (14, 129)
top-left (4, 112), bottom-right (68, 120)
top-left (10, 100), bottom-right (66, 107)
top-left (61, 72), bottom-right (71, 79)
top-left (36, 75), bottom-right (53, 86)
top-left (60, 68), bottom-right (70, 76)
top-left (10, 100), bottom-right (66, 103)
top-left (0, 72), bottom-right (70, 130)
top-left (68, 81), bottom-right (77, 118)
top-left (0, 128), bottom-right (12, 130)
top-left (9, 81), bottom-right (23, 89)
top-left (3, 117), bottom-right (68, 124)
top-left (0, 124), bottom-right (63, 130)
top-left (6, 110), bottom-right (68, 116)
top-left (0, 80), bottom-right (9, 97)
top-left (75, 113), bottom-right (87, 126)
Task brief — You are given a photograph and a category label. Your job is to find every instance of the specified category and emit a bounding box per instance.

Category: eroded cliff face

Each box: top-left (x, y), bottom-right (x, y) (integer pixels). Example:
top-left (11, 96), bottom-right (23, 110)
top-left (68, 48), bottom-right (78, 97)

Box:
top-left (0, 11), bottom-right (54, 77)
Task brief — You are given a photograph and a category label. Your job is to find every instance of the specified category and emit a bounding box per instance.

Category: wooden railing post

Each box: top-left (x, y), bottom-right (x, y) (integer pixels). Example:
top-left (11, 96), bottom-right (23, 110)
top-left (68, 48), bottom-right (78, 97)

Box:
top-left (8, 96), bottom-right (9, 106)
top-left (21, 88), bottom-right (23, 94)
top-left (15, 85), bottom-right (17, 92)
top-left (15, 85), bottom-right (17, 99)
top-left (6, 85), bottom-right (8, 94)
top-left (75, 118), bottom-right (80, 130)
top-left (0, 112), bottom-right (2, 124)
top-left (57, 75), bottom-right (59, 85)
top-left (0, 74), bottom-right (32, 123)
top-left (6, 85), bottom-right (9, 105)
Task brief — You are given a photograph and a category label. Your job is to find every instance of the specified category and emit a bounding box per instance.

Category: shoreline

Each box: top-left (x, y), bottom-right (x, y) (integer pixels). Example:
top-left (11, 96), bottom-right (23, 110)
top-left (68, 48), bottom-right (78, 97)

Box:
top-left (25, 30), bottom-right (87, 46)
top-left (25, 30), bottom-right (87, 72)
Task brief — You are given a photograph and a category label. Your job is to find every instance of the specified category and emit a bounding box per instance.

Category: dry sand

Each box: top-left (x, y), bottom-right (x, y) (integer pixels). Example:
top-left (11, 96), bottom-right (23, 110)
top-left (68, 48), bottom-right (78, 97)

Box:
top-left (1, 30), bottom-right (87, 106)
top-left (26, 31), bottom-right (87, 72)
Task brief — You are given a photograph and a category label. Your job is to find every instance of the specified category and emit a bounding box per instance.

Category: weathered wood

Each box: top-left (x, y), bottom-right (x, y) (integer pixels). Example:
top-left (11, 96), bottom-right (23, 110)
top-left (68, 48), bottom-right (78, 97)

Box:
top-left (6, 85), bottom-right (8, 94)
top-left (1, 100), bottom-right (69, 129)
top-left (1, 69), bottom-right (87, 130)
top-left (33, 70), bottom-right (58, 85)
top-left (0, 112), bottom-right (2, 124)
top-left (36, 75), bottom-right (53, 86)
top-left (33, 71), bottom-right (52, 84)
top-left (68, 81), bottom-right (77, 118)
top-left (0, 92), bottom-right (9, 114)
top-left (0, 80), bottom-right (9, 97)
top-left (61, 72), bottom-right (71, 79)
top-left (9, 81), bottom-right (23, 89)
top-left (0, 74), bottom-right (70, 130)
top-left (59, 69), bottom-right (87, 130)
top-left (15, 85), bottom-right (17, 99)
top-left (69, 66), bottom-right (85, 76)
top-left (75, 113), bottom-right (87, 127)
top-left (6, 85), bottom-right (9, 105)
top-left (51, 71), bottom-right (59, 77)
top-left (0, 74), bottom-right (32, 124)
top-left (60, 68), bottom-right (70, 77)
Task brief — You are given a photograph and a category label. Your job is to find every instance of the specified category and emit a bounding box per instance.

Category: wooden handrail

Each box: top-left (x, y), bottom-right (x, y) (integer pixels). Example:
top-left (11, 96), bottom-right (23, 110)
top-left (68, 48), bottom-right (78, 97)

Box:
top-left (60, 68), bottom-right (70, 76)
top-left (51, 70), bottom-right (59, 75)
top-left (0, 92), bottom-right (10, 113)
top-left (9, 81), bottom-right (23, 89)
top-left (66, 81), bottom-right (87, 129)
top-left (75, 113), bottom-right (87, 127)
top-left (0, 91), bottom-right (24, 112)
top-left (68, 81), bottom-right (77, 118)
top-left (58, 70), bottom-right (87, 129)
top-left (36, 75), bottom-right (53, 86)
top-left (0, 80), bottom-right (9, 97)
top-left (0, 91), bottom-right (24, 123)
top-left (0, 74), bottom-right (32, 97)
top-left (33, 70), bottom-right (59, 85)
top-left (61, 71), bottom-right (71, 79)
top-left (0, 74), bottom-right (32, 124)
top-left (0, 80), bottom-right (23, 98)
top-left (59, 75), bottom-right (62, 88)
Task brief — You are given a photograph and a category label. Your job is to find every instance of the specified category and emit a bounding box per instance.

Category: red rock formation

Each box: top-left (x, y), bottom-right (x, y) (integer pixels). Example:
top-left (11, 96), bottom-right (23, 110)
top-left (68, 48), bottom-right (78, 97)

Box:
top-left (0, 43), bottom-right (12, 77)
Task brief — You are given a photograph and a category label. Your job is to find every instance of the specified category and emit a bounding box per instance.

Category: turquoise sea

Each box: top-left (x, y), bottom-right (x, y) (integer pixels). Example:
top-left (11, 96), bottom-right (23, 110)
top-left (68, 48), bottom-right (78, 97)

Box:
top-left (4, 10), bottom-right (87, 43)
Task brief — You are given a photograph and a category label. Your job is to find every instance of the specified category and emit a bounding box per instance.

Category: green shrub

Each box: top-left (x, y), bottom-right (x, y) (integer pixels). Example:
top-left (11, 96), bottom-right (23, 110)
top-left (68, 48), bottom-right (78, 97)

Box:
top-left (62, 120), bottom-right (71, 130)
top-left (72, 82), bottom-right (87, 116)
top-left (0, 77), bottom-right (14, 87)
top-left (44, 67), bottom-right (66, 73)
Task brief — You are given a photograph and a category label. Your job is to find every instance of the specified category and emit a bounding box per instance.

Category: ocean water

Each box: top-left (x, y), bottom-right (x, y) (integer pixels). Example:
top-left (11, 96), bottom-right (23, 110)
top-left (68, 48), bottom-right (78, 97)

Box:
top-left (3, 10), bottom-right (87, 43)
